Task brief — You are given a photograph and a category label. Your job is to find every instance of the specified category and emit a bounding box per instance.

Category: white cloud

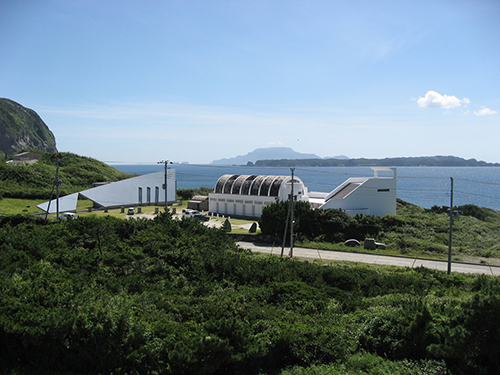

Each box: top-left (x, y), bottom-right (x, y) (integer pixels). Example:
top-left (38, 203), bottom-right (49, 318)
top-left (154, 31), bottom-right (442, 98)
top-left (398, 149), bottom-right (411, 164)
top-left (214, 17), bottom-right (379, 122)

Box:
top-left (417, 91), bottom-right (468, 110)
top-left (474, 107), bottom-right (498, 116)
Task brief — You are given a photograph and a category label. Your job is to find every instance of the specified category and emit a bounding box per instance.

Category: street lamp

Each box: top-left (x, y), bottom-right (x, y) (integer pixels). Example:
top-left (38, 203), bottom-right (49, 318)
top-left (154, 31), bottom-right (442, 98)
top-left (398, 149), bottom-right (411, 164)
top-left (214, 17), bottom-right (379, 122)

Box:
top-left (158, 160), bottom-right (172, 210)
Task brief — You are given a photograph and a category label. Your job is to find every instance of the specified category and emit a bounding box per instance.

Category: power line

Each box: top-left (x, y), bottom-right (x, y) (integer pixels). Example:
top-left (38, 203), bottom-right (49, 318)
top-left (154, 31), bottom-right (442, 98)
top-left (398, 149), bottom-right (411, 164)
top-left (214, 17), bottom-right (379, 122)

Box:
top-left (454, 190), bottom-right (500, 201)
top-left (454, 178), bottom-right (500, 187)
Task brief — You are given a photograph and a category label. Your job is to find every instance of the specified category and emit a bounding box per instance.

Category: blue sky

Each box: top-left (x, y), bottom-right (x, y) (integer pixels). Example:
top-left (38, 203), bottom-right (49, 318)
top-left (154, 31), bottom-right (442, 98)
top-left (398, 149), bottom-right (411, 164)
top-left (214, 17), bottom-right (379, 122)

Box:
top-left (1, 0), bottom-right (499, 164)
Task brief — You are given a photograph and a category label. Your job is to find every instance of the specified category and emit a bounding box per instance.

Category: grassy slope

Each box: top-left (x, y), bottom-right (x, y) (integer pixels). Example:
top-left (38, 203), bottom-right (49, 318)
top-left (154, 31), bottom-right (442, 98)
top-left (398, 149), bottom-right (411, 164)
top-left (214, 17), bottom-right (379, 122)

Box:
top-left (296, 200), bottom-right (500, 264)
top-left (389, 201), bottom-right (500, 261)
top-left (0, 151), bottom-right (132, 199)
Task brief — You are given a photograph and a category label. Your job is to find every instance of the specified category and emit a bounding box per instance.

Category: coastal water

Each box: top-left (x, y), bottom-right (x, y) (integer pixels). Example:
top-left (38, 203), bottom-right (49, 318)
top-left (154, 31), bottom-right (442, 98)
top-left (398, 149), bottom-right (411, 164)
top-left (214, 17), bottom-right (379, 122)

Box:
top-left (110, 164), bottom-right (500, 210)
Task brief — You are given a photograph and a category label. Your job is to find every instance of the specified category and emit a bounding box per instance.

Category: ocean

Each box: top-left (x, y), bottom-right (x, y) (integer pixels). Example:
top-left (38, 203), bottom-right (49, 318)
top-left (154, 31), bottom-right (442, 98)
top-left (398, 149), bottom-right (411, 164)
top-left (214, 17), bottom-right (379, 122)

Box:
top-left (110, 164), bottom-right (500, 211)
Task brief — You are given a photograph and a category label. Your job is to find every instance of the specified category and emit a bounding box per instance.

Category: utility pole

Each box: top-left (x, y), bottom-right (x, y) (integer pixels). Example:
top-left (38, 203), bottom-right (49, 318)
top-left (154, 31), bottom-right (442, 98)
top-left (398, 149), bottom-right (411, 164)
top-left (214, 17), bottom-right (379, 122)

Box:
top-left (158, 160), bottom-right (171, 210)
top-left (56, 158), bottom-right (61, 219)
top-left (45, 175), bottom-right (56, 221)
top-left (290, 168), bottom-right (295, 258)
top-left (281, 191), bottom-right (291, 257)
top-left (45, 156), bottom-right (62, 220)
top-left (281, 168), bottom-right (295, 257)
top-left (447, 177), bottom-right (454, 275)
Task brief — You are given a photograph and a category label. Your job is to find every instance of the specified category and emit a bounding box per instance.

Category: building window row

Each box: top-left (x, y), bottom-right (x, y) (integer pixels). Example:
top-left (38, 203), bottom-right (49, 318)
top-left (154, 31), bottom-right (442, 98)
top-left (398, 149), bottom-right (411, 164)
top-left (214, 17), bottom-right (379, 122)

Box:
top-left (138, 186), bottom-right (161, 205)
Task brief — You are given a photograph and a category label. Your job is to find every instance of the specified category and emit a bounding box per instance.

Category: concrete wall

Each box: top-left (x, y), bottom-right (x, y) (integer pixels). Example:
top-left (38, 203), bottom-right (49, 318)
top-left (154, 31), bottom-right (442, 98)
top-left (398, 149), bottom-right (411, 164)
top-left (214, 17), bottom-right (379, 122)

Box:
top-left (209, 194), bottom-right (278, 219)
top-left (320, 168), bottom-right (397, 216)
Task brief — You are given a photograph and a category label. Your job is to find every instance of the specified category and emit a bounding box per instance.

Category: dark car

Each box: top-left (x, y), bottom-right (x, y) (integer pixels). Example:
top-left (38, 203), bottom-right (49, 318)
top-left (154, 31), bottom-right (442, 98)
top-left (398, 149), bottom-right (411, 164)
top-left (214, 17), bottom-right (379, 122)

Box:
top-left (193, 213), bottom-right (209, 222)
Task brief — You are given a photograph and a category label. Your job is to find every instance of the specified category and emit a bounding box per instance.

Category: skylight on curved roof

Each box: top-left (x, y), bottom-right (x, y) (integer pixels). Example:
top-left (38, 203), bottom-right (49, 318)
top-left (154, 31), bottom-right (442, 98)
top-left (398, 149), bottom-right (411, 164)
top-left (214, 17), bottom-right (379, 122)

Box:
top-left (213, 174), bottom-right (297, 197)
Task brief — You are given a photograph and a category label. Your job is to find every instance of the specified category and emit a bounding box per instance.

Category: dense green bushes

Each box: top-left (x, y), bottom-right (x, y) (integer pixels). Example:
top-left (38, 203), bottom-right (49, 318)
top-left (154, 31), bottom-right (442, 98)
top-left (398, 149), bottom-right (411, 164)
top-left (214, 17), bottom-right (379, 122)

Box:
top-left (259, 201), bottom-right (377, 243)
top-left (177, 187), bottom-right (213, 201)
top-left (1, 214), bottom-right (499, 374)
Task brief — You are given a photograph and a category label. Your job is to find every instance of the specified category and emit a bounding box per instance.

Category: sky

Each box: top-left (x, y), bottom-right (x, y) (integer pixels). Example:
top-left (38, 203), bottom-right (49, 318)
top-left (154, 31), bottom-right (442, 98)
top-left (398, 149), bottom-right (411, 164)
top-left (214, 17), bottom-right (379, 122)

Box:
top-left (1, 0), bottom-right (499, 164)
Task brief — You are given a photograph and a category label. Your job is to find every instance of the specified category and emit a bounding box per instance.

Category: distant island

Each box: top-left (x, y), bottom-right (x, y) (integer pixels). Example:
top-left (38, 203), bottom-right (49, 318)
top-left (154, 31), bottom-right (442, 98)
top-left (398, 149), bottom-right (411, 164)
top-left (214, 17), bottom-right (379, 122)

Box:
top-left (211, 147), bottom-right (499, 167)
top-left (253, 155), bottom-right (500, 167)
top-left (211, 147), bottom-right (321, 165)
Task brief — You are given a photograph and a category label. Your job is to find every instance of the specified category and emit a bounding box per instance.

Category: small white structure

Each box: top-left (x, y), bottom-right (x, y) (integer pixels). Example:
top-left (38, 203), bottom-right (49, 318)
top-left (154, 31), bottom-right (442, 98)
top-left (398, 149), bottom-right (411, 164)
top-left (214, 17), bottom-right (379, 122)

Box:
top-left (37, 170), bottom-right (176, 214)
top-left (12, 152), bottom-right (42, 161)
top-left (7, 152), bottom-right (43, 165)
top-left (317, 167), bottom-right (397, 216)
top-left (208, 174), bottom-right (309, 219)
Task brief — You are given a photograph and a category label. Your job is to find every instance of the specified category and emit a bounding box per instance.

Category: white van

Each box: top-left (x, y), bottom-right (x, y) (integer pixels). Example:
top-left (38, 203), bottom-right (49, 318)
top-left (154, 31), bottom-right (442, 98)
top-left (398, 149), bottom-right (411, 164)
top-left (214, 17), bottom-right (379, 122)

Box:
top-left (182, 209), bottom-right (200, 218)
top-left (60, 212), bottom-right (77, 220)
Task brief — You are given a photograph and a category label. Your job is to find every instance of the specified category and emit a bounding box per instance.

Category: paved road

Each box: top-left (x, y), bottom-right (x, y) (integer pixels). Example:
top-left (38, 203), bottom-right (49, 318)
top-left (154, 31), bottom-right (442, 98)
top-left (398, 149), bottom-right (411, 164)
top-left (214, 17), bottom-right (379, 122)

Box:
top-left (236, 242), bottom-right (500, 276)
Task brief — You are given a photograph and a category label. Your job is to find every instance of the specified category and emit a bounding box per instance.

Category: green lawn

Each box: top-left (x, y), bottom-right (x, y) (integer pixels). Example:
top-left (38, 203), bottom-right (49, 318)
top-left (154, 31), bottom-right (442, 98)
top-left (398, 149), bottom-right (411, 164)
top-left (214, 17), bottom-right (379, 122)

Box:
top-left (0, 197), bottom-right (189, 219)
top-left (0, 198), bottom-right (47, 215)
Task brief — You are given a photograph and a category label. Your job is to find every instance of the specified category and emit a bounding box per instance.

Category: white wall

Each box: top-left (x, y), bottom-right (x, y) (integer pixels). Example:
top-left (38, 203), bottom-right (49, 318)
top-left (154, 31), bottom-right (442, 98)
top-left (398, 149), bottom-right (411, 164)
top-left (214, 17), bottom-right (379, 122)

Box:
top-left (37, 170), bottom-right (177, 212)
top-left (81, 170), bottom-right (176, 207)
top-left (319, 168), bottom-right (397, 216)
top-left (209, 194), bottom-right (278, 219)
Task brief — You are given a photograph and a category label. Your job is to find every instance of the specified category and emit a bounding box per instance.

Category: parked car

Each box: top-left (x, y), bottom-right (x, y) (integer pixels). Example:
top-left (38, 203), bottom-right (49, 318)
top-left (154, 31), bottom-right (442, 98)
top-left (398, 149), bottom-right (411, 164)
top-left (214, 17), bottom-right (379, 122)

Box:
top-left (127, 207), bottom-right (135, 215)
top-left (182, 209), bottom-right (200, 218)
top-left (193, 213), bottom-right (209, 222)
top-left (60, 212), bottom-right (77, 220)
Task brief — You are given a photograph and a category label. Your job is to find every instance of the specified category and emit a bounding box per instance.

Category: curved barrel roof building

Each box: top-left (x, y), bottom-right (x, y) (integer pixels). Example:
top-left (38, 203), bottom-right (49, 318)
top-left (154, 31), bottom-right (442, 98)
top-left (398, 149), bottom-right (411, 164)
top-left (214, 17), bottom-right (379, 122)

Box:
top-left (209, 174), bottom-right (309, 219)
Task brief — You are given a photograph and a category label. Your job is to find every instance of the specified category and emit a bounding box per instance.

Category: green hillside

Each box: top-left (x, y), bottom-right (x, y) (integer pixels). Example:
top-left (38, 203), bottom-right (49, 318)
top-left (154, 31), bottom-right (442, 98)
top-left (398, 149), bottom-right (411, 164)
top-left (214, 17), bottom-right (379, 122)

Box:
top-left (0, 98), bottom-right (57, 155)
top-left (0, 151), bottom-right (133, 199)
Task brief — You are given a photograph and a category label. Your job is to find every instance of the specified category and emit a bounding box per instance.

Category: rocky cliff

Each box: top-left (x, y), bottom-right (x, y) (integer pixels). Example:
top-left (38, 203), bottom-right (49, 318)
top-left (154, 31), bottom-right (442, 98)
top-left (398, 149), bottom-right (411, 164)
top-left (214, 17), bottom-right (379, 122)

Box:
top-left (0, 98), bottom-right (57, 155)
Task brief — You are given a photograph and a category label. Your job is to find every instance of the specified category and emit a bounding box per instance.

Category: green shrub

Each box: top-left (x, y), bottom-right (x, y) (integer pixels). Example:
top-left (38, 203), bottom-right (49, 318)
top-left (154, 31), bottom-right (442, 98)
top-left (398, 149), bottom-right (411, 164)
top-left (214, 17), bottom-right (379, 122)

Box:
top-left (0, 214), bottom-right (499, 374)
top-left (177, 187), bottom-right (213, 201)
top-left (222, 218), bottom-right (232, 232)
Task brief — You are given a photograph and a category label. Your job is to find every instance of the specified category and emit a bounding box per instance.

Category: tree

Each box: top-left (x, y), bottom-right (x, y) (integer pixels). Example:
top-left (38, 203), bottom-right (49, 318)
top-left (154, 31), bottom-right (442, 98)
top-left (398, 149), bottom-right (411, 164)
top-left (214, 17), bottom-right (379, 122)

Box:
top-left (222, 218), bottom-right (232, 232)
top-left (259, 201), bottom-right (358, 243)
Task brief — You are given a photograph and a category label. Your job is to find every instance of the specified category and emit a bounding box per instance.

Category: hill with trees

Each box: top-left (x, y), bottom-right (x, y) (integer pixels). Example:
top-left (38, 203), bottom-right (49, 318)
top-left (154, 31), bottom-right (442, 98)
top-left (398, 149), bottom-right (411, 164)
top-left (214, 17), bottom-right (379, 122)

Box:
top-left (0, 152), bottom-right (132, 199)
top-left (1, 213), bottom-right (500, 374)
top-left (0, 98), bottom-right (57, 156)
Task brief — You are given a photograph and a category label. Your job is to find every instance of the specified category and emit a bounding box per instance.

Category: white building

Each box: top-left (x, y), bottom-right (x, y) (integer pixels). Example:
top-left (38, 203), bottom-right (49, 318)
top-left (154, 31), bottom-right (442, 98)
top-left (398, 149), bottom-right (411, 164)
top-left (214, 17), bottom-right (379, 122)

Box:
top-left (315, 167), bottom-right (397, 216)
top-left (208, 168), bottom-right (397, 218)
top-left (37, 170), bottom-right (176, 214)
top-left (208, 174), bottom-right (309, 219)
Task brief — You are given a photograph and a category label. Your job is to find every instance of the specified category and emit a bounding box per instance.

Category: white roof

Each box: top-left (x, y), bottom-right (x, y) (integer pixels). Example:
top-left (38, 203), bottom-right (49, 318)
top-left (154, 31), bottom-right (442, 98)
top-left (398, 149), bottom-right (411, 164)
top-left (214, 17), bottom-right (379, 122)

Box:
top-left (37, 170), bottom-right (175, 213)
top-left (37, 193), bottom-right (79, 214)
